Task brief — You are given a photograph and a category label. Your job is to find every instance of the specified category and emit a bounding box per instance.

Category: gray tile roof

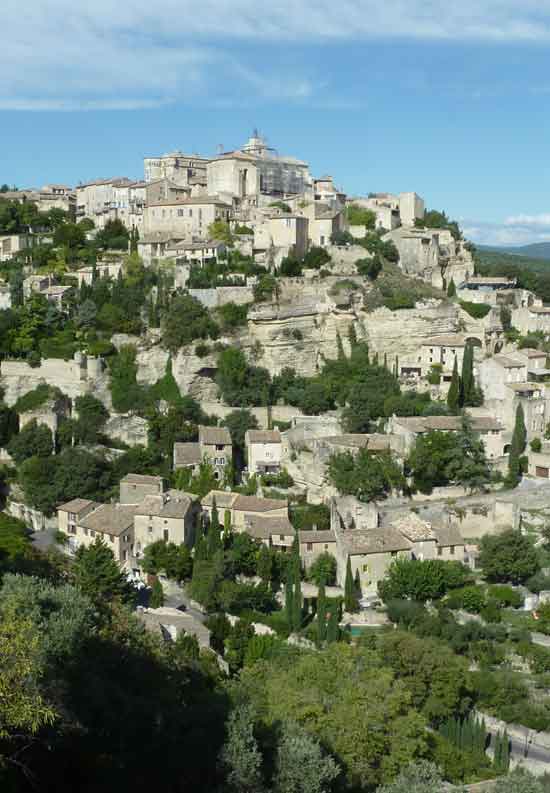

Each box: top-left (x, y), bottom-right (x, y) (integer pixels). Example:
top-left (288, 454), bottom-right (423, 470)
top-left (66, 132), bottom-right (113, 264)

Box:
top-left (434, 525), bottom-right (465, 547)
top-left (199, 426), bottom-right (232, 446)
top-left (136, 491), bottom-right (192, 519)
top-left (173, 442), bottom-right (202, 467)
top-left (79, 503), bottom-right (138, 536)
top-left (299, 530), bottom-right (336, 543)
top-left (343, 527), bottom-right (412, 556)
top-left (245, 514), bottom-right (295, 539)
top-left (233, 495), bottom-right (288, 513)
top-left (246, 430), bottom-right (282, 444)
top-left (121, 473), bottom-right (163, 486)
top-left (57, 498), bottom-right (98, 514)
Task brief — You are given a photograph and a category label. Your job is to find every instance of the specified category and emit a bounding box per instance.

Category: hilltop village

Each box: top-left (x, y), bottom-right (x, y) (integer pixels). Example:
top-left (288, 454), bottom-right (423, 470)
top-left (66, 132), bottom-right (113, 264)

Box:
top-left (3, 133), bottom-right (550, 792)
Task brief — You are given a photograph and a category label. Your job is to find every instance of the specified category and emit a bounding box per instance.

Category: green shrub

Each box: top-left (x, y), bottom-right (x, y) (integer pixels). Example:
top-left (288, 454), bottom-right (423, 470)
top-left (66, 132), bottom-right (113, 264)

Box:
top-left (217, 302), bottom-right (248, 330)
top-left (445, 585), bottom-right (486, 613)
top-left (459, 301), bottom-right (491, 319)
top-left (195, 342), bottom-right (211, 358)
top-left (487, 584), bottom-right (522, 608)
top-left (14, 384), bottom-right (60, 414)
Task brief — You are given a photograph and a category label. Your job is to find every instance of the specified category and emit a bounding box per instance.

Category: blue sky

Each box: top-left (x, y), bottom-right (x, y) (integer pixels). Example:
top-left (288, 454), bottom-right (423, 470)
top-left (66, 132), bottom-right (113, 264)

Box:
top-left (2, 1), bottom-right (550, 245)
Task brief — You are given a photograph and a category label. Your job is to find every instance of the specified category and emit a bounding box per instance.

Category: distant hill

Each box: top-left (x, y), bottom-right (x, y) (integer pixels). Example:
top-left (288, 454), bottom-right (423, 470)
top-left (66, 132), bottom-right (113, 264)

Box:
top-left (478, 242), bottom-right (550, 260)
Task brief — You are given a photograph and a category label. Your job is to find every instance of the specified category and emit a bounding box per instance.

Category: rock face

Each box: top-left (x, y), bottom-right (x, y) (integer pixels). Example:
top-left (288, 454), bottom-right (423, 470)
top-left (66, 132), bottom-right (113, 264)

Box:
top-left (105, 414), bottom-right (149, 447)
top-left (360, 301), bottom-right (461, 365)
top-left (384, 227), bottom-right (474, 290)
top-left (0, 355), bottom-right (109, 407)
top-left (246, 303), bottom-right (355, 377)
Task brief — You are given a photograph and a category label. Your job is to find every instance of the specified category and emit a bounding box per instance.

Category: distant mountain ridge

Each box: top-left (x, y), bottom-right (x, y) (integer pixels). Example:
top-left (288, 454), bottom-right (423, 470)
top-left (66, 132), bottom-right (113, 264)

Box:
top-left (478, 242), bottom-right (550, 260)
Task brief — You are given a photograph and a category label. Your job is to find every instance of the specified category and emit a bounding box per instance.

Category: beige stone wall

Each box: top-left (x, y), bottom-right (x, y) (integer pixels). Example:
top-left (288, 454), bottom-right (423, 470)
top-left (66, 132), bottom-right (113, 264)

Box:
top-left (300, 540), bottom-right (337, 570)
top-left (247, 441), bottom-right (282, 474)
top-left (134, 514), bottom-right (189, 555)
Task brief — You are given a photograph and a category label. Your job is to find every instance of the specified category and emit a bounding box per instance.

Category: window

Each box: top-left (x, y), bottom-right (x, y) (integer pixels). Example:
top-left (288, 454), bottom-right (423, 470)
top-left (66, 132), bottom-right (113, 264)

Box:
top-left (84, 528), bottom-right (89, 536)
top-left (306, 542), bottom-right (313, 551)
top-left (69, 512), bottom-right (76, 522)
top-left (215, 444), bottom-right (224, 451)
top-left (450, 545), bottom-right (455, 555)
top-left (324, 544), bottom-right (329, 551)
top-left (163, 529), bottom-right (169, 542)
top-left (69, 526), bottom-right (77, 535)
top-left (90, 531), bottom-right (95, 538)
top-left (362, 563), bottom-right (369, 573)
top-left (122, 550), bottom-right (127, 561)
top-left (178, 209), bottom-right (184, 217)
top-left (437, 546), bottom-right (443, 556)
top-left (280, 535), bottom-right (286, 542)
top-left (109, 535), bottom-right (114, 543)
top-left (189, 209), bottom-right (193, 217)
top-left (391, 551), bottom-right (397, 557)
top-left (148, 526), bottom-right (153, 533)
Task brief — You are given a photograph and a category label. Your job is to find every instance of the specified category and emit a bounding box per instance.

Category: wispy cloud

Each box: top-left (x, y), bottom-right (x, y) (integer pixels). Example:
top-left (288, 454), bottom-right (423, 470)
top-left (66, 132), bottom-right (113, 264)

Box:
top-left (3, 1), bottom-right (550, 110)
top-left (464, 217), bottom-right (550, 246)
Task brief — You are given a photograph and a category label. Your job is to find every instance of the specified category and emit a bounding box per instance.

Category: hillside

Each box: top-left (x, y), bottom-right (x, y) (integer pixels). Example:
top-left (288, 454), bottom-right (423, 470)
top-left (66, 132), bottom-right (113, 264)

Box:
top-left (479, 242), bottom-right (550, 260)
top-left (476, 248), bottom-right (550, 275)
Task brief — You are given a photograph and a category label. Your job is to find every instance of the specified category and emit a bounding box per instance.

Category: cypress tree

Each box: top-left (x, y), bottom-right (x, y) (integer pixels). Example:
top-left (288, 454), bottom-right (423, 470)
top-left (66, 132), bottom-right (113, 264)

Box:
top-left (501, 730), bottom-right (510, 771)
top-left (336, 332), bottom-right (346, 361)
top-left (285, 566), bottom-right (294, 631)
top-left (348, 323), bottom-right (358, 349)
top-left (207, 497), bottom-right (222, 558)
top-left (317, 576), bottom-right (327, 644)
top-left (383, 352), bottom-right (388, 371)
top-left (344, 558), bottom-right (358, 612)
top-left (373, 351), bottom-right (379, 366)
top-left (326, 603), bottom-right (339, 643)
top-left (461, 343), bottom-right (474, 406)
top-left (292, 572), bottom-right (302, 633)
top-left (354, 569), bottom-right (362, 600)
top-left (447, 356), bottom-right (461, 412)
top-left (150, 578), bottom-right (164, 608)
top-left (506, 404), bottom-right (527, 488)
top-left (447, 278), bottom-right (456, 297)
top-left (394, 355), bottom-right (399, 377)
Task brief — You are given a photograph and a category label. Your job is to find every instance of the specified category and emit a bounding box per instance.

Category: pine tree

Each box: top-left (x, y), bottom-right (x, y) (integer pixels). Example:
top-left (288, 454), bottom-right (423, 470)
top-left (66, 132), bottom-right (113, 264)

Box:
top-left (447, 278), bottom-right (456, 297)
top-left (344, 557), bottom-right (358, 612)
top-left (447, 356), bottom-right (461, 412)
top-left (461, 343), bottom-right (474, 405)
top-left (316, 576), bottom-right (327, 644)
top-left (73, 537), bottom-right (133, 606)
top-left (150, 578), bottom-right (164, 608)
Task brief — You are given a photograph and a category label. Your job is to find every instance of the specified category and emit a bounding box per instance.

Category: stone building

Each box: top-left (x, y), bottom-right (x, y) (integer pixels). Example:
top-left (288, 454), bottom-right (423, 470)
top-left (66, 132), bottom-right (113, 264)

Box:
top-left (173, 425), bottom-right (233, 481)
top-left (512, 305), bottom-right (550, 335)
top-left (58, 499), bottom-right (136, 564)
top-left (245, 429), bottom-right (282, 475)
top-left (0, 233), bottom-right (33, 263)
top-left (330, 498), bottom-right (465, 595)
top-left (299, 529), bottom-right (338, 570)
top-left (133, 490), bottom-right (197, 560)
top-left (201, 491), bottom-right (288, 531)
top-left (144, 151), bottom-right (210, 189)
top-left (142, 197), bottom-right (231, 239)
top-left (388, 414), bottom-right (506, 460)
top-left (253, 215), bottom-right (309, 261)
top-left (206, 133), bottom-right (313, 203)
top-left (119, 473), bottom-right (164, 505)
top-left (75, 261), bottom-right (123, 287)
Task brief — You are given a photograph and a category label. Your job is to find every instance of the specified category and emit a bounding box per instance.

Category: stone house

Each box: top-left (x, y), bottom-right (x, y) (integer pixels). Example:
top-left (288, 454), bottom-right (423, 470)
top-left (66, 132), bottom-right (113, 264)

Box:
top-left (388, 414), bottom-right (506, 460)
top-left (331, 498), bottom-right (465, 595)
top-left (253, 215), bottom-right (309, 261)
top-left (0, 280), bottom-right (11, 310)
top-left (164, 239), bottom-right (226, 267)
top-left (137, 232), bottom-right (186, 266)
top-left (23, 273), bottom-right (53, 300)
top-left (0, 233), bottom-right (32, 263)
top-left (173, 426), bottom-right (233, 482)
top-left (143, 197), bottom-right (231, 239)
top-left (512, 305), bottom-right (550, 335)
top-left (201, 491), bottom-right (288, 531)
top-left (119, 473), bottom-right (164, 505)
top-left (76, 261), bottom-right (123, 287)
top-left (299, 529), bottom-right (338, 570)
top-left (144, 151), bottom-right (210, 188)
top-left (244, 514), bottom-right (296, 551)
top-left (398, 192), bottom-right (425, 227)
top-left (299, 202), bottom-right (345, 247)
top-left (58, 500), bottom-right (136, 564)
top-left (419, 334), bottom-right (474, 380)
top-left (528, 445), bottom-right (550, 479)
top-left (42, 285), bottom-right (73, 311)
top-left (133, 490), bottom-right (197, 560)
top-left (245, 429), bottom-right (282, 475)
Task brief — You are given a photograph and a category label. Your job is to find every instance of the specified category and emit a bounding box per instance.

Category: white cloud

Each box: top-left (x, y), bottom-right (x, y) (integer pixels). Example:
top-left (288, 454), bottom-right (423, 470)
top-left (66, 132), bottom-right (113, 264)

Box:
top-left (464, 219), bottom-right (550, 246)
top-left (505, 213), bottom-right (550, 227)
top-left (3, 1), bottom-right (550, 109)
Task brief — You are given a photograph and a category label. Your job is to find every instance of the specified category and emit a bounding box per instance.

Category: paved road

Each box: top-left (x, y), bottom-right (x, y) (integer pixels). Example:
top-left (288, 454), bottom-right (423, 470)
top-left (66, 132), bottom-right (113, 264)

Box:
top-left (487, 730), bottom-right (550, 767)
top-left (30, 526), bottom-right (58, 552)
top-left (164, 586), bottom-right (207, 624)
